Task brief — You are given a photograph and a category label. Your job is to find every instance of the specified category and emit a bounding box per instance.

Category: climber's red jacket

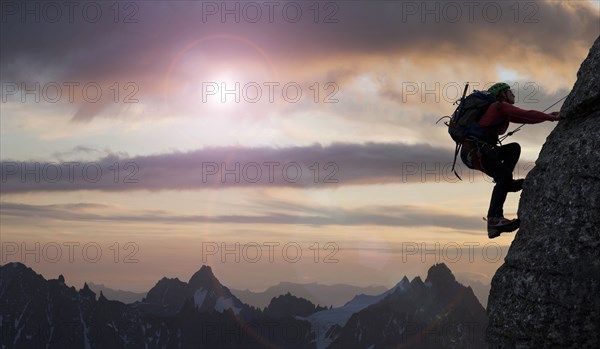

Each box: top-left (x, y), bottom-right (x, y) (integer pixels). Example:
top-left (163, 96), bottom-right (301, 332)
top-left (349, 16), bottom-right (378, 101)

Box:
top-left (479, 102), bottom-right (557, 135)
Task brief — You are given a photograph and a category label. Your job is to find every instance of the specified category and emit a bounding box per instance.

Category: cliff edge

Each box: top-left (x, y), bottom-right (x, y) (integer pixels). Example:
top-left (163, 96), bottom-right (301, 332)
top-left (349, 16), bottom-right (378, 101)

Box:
top-left (486, 36), bottom-right (600, 347)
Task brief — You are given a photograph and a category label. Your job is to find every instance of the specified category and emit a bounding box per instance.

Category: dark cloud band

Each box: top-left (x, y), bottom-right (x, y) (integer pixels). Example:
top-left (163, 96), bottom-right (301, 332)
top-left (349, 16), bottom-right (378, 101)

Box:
top-left (0, 142), bottom-right (473, 193)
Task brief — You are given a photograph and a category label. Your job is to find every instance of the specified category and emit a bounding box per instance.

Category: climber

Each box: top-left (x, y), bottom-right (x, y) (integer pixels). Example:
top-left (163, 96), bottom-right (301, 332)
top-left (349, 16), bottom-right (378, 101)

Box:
top-left (460, 82), bottom-right (560, 238)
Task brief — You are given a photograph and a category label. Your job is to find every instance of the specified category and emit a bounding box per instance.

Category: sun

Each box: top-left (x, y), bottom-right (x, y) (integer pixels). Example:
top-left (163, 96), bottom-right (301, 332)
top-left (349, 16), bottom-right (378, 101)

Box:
top-left (207, 71), bottom-right (242, 106)
top-left (164, 34), bottom-right (278, 118)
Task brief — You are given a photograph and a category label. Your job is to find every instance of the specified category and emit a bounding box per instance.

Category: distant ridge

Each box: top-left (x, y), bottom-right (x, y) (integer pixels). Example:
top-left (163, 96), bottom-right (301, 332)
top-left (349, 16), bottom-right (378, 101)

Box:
top-left (231, 282), bottom-right (387, 308)
top-left (87, 282), bottom-right (146, 304)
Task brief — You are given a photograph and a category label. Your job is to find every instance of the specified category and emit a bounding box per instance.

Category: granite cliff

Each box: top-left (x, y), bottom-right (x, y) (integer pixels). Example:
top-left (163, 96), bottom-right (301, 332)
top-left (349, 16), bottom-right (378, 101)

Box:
top-left (486, 36), bottom-right (600, 347)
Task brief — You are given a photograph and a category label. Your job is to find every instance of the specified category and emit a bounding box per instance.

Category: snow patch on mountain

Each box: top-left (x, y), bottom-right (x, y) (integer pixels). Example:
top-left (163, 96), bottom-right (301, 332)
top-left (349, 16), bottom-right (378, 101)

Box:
top-left (193, 288), bottom-right (207, 308)
top-left (215, 296), bottom-right (241, 315)
top-left (307, 277), bottom-right (410, 349)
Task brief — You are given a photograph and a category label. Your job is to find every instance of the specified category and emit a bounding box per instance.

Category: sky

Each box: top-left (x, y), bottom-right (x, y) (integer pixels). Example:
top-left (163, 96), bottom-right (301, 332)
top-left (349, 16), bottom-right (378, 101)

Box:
top-left (1, 0), bottom-right (599, 295)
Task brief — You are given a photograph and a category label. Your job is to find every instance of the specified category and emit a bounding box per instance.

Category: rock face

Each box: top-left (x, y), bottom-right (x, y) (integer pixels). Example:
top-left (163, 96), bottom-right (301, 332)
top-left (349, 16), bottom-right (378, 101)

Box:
top-left (486, 36), bottom-right (600, 347)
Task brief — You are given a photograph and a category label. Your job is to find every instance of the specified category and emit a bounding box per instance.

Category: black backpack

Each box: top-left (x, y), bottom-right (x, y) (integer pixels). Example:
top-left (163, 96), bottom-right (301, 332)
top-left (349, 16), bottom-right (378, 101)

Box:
top-left (437, 83), bottom-right (497, 179)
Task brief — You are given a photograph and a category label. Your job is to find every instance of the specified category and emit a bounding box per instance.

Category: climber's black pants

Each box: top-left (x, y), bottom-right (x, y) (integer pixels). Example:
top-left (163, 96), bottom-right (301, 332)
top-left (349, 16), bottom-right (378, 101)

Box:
top-left (461, 141), bottom-right (521, 218)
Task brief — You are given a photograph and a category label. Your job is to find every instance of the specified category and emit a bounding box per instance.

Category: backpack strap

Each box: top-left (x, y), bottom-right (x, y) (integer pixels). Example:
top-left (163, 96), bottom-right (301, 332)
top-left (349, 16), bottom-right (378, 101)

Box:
top-left (451, 142), bottom-right (463, 180)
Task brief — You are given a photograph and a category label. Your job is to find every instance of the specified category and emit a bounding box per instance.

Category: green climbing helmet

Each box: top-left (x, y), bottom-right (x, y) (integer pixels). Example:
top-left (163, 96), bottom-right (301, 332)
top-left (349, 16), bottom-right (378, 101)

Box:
top-left (488, 82), bottom-right (511, 96)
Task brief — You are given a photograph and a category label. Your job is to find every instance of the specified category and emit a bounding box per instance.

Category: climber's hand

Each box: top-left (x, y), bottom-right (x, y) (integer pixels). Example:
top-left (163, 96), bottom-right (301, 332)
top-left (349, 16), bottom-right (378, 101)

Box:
top-left (549, 111), bottom-right (560, 120)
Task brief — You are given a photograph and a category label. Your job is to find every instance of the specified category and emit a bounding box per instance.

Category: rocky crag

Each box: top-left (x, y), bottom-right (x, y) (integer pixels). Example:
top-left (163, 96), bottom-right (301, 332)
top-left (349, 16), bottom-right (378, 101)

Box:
top-left (486, 36), bottom-right (600, 347)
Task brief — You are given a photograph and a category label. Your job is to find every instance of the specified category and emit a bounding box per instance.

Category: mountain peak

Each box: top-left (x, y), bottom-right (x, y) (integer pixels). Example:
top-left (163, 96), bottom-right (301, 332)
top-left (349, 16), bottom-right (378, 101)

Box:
top-left (264, 292), bottom-right (326, 318)
top-left (188, 265), bottom-right (220, 290)
top-left (1, 262), bottom-right (35, 276)
top-left (389, 276), bottom-right (410, 293)
top-left (410, 276), bottom-right (424, 287)
top-left (79, 282), bottom-right (96, 300)
top-left (5, 262), bottom-right (26, 269)
top-left (425, 263), bottom-right (456, 287)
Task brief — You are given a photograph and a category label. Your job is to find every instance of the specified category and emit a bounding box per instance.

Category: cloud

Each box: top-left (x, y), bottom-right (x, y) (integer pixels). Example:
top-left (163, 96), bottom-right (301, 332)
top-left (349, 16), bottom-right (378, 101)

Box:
top-left (1, 142), bottom-right (469, 193)
top-left (4, 1), bottom-right (596, 65)
top-left (1, 1), bottom-right (597, 121)
top-left (0, 200), bottom-right (483, 231)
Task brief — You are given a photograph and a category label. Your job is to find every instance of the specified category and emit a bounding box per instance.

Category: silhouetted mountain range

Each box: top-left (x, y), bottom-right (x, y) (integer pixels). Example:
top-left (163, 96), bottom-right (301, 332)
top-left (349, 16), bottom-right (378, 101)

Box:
top-left (137, 265), bottom-right (249, 318)
top-left (309, 264), bottom-right (487, 349)
top-left (1, 262), bottom-right (487, 348)
top-left (87, 282), bottom-right (146, 304)
top-left (232, 282), bottom-right (388, 308)
top-left (90, 278), bottom-right (490, 309)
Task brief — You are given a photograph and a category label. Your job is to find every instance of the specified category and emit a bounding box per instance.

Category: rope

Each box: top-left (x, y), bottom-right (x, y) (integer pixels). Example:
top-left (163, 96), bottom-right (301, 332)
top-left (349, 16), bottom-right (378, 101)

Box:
top-left (498, 95), bottom-right (568, 142)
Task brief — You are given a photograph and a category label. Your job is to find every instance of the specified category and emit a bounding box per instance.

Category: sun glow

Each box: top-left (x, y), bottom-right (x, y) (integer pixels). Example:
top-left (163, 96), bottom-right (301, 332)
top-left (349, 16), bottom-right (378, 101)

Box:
top-left (163, 34), bottom-right (278, 120)
top-left (201, 71), bottom-right (243, 110)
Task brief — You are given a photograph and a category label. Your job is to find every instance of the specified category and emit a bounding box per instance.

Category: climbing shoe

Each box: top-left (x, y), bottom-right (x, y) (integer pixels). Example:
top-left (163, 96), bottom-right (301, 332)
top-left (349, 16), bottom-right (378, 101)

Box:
top-left (508, 179), bottom-right (524, 192)
top-left (487, 217), bottom-right (520, 239)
